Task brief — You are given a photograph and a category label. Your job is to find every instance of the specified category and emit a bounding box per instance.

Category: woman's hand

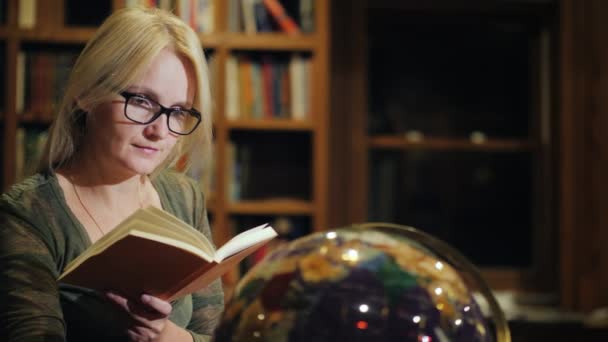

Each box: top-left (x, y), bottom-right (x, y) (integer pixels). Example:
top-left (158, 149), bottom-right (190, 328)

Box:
top-left (106, 292), bottom-right (173, 341)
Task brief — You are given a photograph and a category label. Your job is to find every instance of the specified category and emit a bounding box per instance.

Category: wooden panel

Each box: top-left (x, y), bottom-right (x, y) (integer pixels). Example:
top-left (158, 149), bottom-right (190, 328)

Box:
top-left (228, 199), bottom-right (314, 215)
top-left (223, 33), bottom-right (316, 51)
top-left (368, 136), bottom-right (536, 151)
top-left (481, 269), bottom-right (527, 290)
top-left (198, 33), bottom-right (221, 49)
top-left (367, 0), bottom-right (554, 14)
top-left (227, 119), bottom-right (313, 131)
top-left (312, 0), bottom-right (330, 232)
top-left (560, 0), bottom-right (608, 311)
top-left (329, 0), bottom-right (368, 227)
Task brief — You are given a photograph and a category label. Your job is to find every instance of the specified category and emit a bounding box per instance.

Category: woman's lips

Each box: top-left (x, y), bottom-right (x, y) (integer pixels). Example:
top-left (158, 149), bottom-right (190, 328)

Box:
top-left (133, 144), bottom-right (159, 154)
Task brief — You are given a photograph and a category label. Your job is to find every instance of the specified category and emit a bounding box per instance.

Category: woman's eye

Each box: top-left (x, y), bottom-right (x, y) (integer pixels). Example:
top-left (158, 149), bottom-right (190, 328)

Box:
top-left (132, 96), bottom-right (152, 107)
top-left (171, 109), bottom-right (188, 118)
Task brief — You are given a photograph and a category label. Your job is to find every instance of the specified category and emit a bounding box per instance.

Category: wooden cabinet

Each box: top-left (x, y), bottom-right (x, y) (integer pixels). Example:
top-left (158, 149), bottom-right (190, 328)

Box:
top-left (332, 0), bottom-right (608, 312)
top-left (331, 0), bottom-right (560, 295)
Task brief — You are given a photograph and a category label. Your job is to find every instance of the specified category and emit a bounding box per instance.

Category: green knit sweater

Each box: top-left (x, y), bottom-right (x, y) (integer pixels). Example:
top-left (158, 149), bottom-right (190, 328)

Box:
top-left (0, 170), bottom-right (224, 341)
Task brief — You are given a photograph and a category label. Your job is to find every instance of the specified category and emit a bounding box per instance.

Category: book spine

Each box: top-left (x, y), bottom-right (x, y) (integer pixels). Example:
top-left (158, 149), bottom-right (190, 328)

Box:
top-left (262, 0), bottom-right (300, 34)
top-left (289, 53), bottom-right (306, 120)
top-left (253, 0), bottom-right (273, 32)
top-left (18, 0), bottom-right (37, 29)
top-left (16, 52), bottom-right (26, 114)
top-left (197, 0), bottom-right (215, 33)
top-left (227, 0), bottom-right (241, 32)
top-left (238, 55), bottom-right (253, 118)
top-left (225, 55), bottom-right (240, 120)
top-left (241, 0), bottom-right (257, 34)
top-left (300, 0), bottom-right (314, 33)
top-left (250, 60), bottom-right (263, 119)
top-left (261, 55), bottom-right (274, 118)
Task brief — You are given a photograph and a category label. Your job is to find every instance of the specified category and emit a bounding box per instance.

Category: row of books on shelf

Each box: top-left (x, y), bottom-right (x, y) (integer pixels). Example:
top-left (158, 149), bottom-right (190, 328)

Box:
top-left (13, 48), bottom-right (310, 122)
top-left (15, 0), bottom-right (213, 32)
top-left (226, 53), bottom-right (311, 120)
top-left (16, 50), bottom-right (79, 120)
top-left (14, 0), bottom-right (313, 34)
top-left (229, 0), bottom-right (314, 34)
top-left (126, 0), bottom-right (215, 33)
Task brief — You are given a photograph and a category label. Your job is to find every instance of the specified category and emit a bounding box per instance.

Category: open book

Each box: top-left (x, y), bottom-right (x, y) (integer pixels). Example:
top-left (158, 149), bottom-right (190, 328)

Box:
top-left (58, 206), bottom-right (277, 302)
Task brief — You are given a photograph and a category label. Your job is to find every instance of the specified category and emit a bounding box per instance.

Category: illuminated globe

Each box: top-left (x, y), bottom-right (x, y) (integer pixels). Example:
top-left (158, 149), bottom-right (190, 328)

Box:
top-left (214, 223), bottom-right (510, 342)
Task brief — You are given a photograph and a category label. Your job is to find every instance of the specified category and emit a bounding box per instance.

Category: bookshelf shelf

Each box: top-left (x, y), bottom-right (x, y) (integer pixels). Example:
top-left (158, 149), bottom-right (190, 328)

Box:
top-left (227, 119), bottom-right (313, 131)
top-left (228, 199), bottom-right (314, 215)
top-left (368, 135), bottom-right (536, 152)
top-left (198, 33), bottom-right (317, 51)
top-left (18, 114), bottom-right (53, 125)
top-left (222, 33), bottom-right (316, 51)
top-left (9, 31), bottom-right (314, 50)
top-left (197, 33), bottom-right (221, 49)
top-left (15, 28), bottom-right (97, 43)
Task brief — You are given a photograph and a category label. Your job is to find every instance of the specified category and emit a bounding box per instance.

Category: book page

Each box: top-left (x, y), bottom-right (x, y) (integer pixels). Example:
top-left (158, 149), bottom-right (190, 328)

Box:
top-left (143, 207), bottom-right (215, 254)
top-left (214, 224), bottom-right (277, 261)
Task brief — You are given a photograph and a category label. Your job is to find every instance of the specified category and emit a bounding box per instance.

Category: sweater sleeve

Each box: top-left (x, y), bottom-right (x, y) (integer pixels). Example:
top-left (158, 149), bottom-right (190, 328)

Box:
top-left (0, 213), bottom-right (66, 342)
top-left (185, 180), bottom-right (225, 340)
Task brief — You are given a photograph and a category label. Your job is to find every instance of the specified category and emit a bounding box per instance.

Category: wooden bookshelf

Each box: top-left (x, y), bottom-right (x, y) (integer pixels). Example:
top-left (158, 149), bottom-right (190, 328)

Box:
top-left (0, 0), bottom-right (330, 292)
top-left (15, 28), bottom-right (98, 43)
top-left (330, 0), bottom-right (558, 294)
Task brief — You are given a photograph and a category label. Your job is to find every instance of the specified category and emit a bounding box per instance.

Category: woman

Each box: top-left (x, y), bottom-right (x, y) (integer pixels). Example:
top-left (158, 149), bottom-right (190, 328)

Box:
top-left (0, 7), bottom-right (223, 342)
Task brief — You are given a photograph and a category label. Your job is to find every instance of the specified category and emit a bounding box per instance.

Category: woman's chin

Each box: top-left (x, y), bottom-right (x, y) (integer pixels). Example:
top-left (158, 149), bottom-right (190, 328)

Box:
top-left (123, 161), bottom-right (161, 176)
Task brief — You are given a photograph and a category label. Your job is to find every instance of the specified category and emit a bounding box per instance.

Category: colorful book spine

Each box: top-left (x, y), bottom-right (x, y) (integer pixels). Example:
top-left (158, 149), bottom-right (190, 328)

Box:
top-left (262, 0), bottom-right (300, 34)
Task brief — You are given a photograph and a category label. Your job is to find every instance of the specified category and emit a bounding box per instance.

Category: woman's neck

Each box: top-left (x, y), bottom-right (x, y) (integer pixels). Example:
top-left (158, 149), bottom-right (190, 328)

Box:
top-left (58, 156), bottom-right (146, 208)
top-left (56, 165), bottom-right (150, 242)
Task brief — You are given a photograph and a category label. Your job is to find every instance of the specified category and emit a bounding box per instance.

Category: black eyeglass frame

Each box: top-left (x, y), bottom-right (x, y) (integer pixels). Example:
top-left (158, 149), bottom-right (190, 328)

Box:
top-left (119, 91), bottom-right (202, 136)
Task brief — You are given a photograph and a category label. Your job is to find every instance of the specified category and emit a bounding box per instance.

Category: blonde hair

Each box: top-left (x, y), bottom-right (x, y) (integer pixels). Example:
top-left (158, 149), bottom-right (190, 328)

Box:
top-left (39, 7), bottom-right (213, 177)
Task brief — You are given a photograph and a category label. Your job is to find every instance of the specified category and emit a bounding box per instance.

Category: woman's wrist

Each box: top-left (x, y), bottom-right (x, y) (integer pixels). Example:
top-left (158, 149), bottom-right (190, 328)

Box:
top-left (157, 320), bottom-right (193, 342)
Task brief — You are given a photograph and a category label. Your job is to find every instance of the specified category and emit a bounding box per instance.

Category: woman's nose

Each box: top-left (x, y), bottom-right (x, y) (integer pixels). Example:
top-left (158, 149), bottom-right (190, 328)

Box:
top-left (143, 113), bottom-right (170, 140)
